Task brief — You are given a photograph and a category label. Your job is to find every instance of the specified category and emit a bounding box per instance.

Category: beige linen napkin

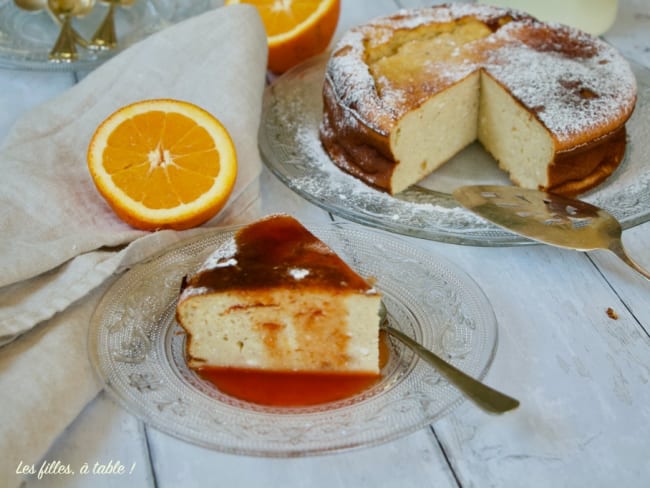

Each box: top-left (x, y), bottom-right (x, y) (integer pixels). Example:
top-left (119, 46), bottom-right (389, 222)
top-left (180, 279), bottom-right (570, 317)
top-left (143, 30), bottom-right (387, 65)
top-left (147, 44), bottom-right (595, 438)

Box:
top-left (0, 4), bottom-right (267, 487)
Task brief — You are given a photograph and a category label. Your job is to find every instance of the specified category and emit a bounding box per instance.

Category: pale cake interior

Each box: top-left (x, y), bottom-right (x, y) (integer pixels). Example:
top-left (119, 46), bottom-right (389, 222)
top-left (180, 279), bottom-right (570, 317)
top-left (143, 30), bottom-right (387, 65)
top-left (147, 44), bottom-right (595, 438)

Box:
top-left (478, 72), bottom-right (555, 189)
top-left (390, 73), bottom-right (480, 194)
top-left (366, 17), bottom-right (557, 193)
top-left (178, 289), bottom-right (381, 374)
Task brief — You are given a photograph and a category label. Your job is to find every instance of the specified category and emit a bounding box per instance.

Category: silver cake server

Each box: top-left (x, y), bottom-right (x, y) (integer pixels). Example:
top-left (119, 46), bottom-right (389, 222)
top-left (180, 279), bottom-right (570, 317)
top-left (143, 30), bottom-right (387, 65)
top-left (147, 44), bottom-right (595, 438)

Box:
top-left (453, 185), bottom-right (650, 280)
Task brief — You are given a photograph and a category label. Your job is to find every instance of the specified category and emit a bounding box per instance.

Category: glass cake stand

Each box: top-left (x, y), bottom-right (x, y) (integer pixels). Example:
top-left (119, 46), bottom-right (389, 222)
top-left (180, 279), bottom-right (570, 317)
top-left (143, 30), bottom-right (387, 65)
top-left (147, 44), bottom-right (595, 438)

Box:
top-left (0, 0), bottom-right (218, 71)
top-left (259, 55), bottom-right (650, 246)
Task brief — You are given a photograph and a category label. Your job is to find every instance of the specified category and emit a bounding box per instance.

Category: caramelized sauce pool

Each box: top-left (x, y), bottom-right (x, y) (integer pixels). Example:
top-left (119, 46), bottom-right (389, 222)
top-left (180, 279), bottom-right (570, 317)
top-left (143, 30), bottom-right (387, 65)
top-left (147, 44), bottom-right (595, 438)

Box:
top-left (197, 332), bottom-right (391, 407)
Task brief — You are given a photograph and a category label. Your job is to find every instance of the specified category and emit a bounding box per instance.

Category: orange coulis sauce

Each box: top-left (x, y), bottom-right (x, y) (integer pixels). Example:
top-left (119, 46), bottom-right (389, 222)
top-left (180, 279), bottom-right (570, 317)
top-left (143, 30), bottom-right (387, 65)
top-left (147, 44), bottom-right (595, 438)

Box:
top-left (197, 332), bottom-right (390, 407)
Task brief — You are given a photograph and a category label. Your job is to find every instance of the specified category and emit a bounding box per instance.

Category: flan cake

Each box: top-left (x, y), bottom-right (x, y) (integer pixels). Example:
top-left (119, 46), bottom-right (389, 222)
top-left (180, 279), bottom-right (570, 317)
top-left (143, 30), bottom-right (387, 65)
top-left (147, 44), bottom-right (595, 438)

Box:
top-left (176, 214), bottom-right (381, 375)
top-left (320, 4), bottom-right (637, 196)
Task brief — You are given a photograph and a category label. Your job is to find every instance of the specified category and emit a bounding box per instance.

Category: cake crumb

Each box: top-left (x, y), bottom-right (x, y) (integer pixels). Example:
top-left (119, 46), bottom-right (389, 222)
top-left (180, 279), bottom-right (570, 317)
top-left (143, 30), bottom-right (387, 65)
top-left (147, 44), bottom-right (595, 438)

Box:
top-left (606, 307), bottom-right (618, 320)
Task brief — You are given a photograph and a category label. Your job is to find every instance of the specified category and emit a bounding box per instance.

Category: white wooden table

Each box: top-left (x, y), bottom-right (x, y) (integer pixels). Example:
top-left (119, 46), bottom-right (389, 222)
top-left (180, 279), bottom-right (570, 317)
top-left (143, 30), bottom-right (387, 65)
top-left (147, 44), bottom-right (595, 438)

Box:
top-left (2, 1), bottom-right (649, 486)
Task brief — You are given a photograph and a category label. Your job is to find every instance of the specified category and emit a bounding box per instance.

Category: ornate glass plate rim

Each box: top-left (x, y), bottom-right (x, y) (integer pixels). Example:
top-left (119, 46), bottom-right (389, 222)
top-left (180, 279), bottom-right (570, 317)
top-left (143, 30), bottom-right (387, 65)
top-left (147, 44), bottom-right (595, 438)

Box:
top-left (259, 55), bottom-right (650, 246)
top-left (88, 222), bottom-right (499, 456)
top-left (0, 0), bottom-right (217, 71)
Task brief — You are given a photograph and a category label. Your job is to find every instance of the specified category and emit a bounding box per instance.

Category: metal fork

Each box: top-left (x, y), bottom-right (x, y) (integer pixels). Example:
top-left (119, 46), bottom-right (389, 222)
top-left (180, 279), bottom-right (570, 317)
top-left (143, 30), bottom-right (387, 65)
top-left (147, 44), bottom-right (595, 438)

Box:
top-left (380, 304), bottom-right (520, 414)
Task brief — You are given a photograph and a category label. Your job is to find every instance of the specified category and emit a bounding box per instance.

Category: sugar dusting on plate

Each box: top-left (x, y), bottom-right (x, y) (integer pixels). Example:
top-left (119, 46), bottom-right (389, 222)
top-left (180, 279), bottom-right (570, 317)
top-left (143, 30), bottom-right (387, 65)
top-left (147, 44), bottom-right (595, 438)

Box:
top-left (291, 120), bottom-right (483, 230)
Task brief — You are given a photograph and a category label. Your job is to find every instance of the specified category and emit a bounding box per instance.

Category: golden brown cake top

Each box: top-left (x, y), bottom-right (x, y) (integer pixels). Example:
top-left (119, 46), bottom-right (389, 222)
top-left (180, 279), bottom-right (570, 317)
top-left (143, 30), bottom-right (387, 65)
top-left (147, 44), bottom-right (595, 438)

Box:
top-left (325, 4), bottom-right (637, 150)
top-left (180, 214), bottom-right (376, 296)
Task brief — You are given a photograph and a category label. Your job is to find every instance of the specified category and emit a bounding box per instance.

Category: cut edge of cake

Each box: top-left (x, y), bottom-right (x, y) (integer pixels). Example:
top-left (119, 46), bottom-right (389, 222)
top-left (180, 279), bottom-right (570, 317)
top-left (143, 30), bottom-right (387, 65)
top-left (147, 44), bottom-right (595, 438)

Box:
top-left (176, 214), bottom-right (383, 376)
top-left (319, 5), bottom-right (637, 197)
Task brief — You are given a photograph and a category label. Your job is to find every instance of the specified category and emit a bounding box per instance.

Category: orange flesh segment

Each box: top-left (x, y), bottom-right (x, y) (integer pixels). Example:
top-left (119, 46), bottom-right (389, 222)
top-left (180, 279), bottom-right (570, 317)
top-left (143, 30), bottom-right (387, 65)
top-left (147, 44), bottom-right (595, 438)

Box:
top-left (254, 0), bottom-right (322, 37)
top-left (87, 98), bottom-right (237, 231)
top-left (101, 111), bottom-right (222, 209)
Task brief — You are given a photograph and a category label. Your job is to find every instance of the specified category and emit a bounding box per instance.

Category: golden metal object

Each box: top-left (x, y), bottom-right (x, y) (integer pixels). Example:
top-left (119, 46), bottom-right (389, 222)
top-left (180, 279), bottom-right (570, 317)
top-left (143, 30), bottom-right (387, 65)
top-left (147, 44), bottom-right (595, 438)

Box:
top-left (48, 14), bottom-right (77, 60)
top-left (47, 0), bottom-right (95, 61)
top-left (454, 185), bottom-right (650, 280)
top-left (90, 0), bottom-right (136, 50)
top-left (13, 0), bottom-right (90, 50)
top-left (13, 0), bottom-right (47, 11)
top-left (379, 303), bottom-right (520, 414)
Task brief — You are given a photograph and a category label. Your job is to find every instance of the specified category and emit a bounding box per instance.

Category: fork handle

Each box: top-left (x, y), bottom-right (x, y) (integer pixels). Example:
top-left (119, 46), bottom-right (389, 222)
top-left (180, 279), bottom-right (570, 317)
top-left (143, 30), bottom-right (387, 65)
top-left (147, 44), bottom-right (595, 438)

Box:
top-left (383, 325), bottom-right (520, 414)
top-left (609, 239), bottom-right (650, 281)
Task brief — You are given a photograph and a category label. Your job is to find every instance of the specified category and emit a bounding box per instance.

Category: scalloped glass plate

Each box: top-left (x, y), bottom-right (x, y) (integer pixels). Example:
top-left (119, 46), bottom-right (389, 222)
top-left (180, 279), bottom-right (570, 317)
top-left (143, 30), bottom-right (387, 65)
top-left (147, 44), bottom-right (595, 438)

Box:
top-left (259, 55), bottom-right (650, 246)
top-left (0, 0), bottom-right (217, 71)
top-left (89, 222), bottom-right (498, 456)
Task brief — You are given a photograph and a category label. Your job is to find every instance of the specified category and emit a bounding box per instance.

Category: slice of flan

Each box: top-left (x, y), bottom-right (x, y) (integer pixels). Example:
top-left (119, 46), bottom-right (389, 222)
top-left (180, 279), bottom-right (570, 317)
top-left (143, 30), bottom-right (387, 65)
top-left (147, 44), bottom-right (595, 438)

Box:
top-left (176, 214), bottom-right (382, 375)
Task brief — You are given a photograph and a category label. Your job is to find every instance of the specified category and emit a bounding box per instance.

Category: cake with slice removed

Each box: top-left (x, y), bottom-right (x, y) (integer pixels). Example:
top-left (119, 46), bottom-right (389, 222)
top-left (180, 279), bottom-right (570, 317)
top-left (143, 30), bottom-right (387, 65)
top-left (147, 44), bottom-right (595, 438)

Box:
top-left (320, 4), bottom-right (637, 196)
top-left (176, 214), bottom-right (382, 375)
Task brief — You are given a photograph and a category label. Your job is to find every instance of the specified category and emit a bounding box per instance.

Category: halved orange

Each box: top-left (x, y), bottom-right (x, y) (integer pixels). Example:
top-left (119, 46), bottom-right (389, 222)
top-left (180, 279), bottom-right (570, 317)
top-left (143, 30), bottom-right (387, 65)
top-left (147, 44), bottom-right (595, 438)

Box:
top-left (225, 0), bottom-right (340, 73)
top-left (87, 99), bottom-right (237, 231)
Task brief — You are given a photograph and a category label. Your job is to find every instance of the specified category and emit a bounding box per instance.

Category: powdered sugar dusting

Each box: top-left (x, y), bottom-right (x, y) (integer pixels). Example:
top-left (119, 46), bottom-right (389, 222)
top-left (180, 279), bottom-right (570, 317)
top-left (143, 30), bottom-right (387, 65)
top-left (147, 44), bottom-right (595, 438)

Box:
top-left (325, 4), bottom-right (636, 143)
top-left (363, 4), bottom-right (522, 41)
top-left (291, 122), bottom-right (484, 231)
top-left (289, 268), bottom-right (310, 280)
top-left (178, 237), bottom-right (239, 301)
top-left (484, 21), bottom-right (637, 144)
top-left (324, 4), bottom-right (528, 130)
top-left (179, 285), bottom-right (210, 300)
top-left (198, 237), bottom-right (237, 271)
